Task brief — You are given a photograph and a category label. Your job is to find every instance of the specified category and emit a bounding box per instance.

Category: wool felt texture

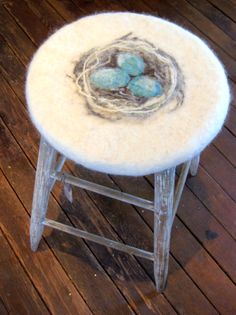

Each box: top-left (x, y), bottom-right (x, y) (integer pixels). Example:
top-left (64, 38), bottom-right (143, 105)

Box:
top-left (26, 12), bottom-right (230, 176)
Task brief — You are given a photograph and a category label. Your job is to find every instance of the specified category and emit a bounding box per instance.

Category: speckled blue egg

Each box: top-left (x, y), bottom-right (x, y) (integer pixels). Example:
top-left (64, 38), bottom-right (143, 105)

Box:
top-left (117, 53), bottom-right (145, 76)
top-left (127, 75), bottom-right (163, 98)
top-left (90, 67), bottom-right (130, 90)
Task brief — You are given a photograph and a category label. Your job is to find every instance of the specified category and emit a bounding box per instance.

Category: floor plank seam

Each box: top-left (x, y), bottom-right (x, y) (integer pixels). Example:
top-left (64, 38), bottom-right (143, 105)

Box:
top-left (212, 142), bottom-right (236, 168)
top-left (199, 162), bottom-right (236, 204)
top-left (168, 0), bottom-right (236, 61)
top-left (2, 4), bottom-right (39, 48)
top-left (206, 0), bottom-right (236, 23)
top-left (185, 0), bottom-right (236, 40)
top-left (0, 173), bottom-right (52, 314)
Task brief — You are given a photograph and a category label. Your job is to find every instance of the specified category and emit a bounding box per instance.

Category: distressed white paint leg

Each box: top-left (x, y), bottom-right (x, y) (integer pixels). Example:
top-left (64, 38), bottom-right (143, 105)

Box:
top-left (172, 160), bottom-right (191, 221)
top-left (190, 155), bottom-right (200, 176)
top-left (30, 137), bottom-right (57, 251)
top-left (154, 167), bottom-right (175, 292)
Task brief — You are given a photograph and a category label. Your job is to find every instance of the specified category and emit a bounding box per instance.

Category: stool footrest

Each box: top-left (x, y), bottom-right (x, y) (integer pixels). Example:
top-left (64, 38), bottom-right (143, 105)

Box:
top-left (43, 218), bottom-right (154, 260)
top-left (51, 171), bottom-right (154, 211)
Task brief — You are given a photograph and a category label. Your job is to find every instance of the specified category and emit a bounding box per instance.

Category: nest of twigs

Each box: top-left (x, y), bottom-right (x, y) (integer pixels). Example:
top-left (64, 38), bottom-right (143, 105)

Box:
top-left (73, 33), bottom-right (185, 120)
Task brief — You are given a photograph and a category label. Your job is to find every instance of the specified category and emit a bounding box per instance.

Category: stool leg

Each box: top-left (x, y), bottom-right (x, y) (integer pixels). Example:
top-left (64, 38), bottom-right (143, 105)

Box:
top-left (30, 137), bottom-right (57, 251)
top-left (190, 154), bottom-right (200, 176)
top-left (154, 167), bottom-right (175, 292)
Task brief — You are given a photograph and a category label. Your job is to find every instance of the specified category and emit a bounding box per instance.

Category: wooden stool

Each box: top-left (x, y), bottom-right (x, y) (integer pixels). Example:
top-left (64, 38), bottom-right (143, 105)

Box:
top-left (26, 12), bottom-right (230, 292)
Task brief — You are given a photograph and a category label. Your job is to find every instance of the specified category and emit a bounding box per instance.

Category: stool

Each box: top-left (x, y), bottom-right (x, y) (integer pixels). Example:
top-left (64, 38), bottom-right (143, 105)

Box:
top-left (26, 12), bottom-right (230, 292)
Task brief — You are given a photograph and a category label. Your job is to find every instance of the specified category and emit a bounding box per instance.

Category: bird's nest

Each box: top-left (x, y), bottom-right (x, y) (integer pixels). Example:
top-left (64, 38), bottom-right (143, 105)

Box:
top-left (73, 33), bottom-right (185, 120)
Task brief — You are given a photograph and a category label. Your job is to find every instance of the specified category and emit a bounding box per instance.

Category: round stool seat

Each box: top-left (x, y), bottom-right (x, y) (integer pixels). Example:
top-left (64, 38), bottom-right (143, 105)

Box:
top-left (26, 12), bottom-right (230, 176)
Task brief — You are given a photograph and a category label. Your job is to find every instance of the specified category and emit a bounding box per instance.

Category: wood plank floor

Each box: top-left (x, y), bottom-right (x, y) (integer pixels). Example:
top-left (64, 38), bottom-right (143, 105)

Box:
top-left (0, 0), bottom-right (235, 314)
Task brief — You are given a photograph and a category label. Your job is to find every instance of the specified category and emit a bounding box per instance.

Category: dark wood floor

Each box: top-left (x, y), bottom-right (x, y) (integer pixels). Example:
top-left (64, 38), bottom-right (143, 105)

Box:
top-left (0, 0), bottom-right (236, 314)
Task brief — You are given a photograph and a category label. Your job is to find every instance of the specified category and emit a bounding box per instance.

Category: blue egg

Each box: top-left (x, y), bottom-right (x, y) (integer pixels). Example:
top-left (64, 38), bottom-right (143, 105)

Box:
top-left (89, 67), bottom-right (130, 90)
top-left (127, 76), bottom-right (163, 98)
top-left (117, 53), bottom-right (145, 76)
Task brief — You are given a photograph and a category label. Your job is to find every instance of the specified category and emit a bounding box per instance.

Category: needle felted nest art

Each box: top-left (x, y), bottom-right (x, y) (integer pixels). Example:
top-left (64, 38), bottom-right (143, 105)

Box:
top-left (73, 33), bottom-right (185, 120)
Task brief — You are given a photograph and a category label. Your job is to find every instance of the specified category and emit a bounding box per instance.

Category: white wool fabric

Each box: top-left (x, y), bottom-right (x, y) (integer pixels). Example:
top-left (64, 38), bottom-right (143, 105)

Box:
top-left (26, 12), bottom-right (230, 176)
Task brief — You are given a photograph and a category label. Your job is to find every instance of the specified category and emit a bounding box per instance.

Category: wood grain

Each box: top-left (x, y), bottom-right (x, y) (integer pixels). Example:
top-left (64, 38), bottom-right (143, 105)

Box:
top-left (0, 164), bottom-right (92, 315)
top-left (30, 137), bottom-right (57, 251)
top-left (0, 227), bottom-right (49, 314)
top-left (154, 168), bottom-right (175, 291)
top-left (0, 0), bottom-right (235, 313)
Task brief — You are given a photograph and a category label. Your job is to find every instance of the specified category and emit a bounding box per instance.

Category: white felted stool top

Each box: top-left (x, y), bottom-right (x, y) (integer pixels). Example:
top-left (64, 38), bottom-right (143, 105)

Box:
top-left (26, 12), bottom-right (230, 176)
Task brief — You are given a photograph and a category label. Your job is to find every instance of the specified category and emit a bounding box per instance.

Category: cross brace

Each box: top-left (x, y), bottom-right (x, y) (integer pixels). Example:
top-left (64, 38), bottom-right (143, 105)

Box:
top-left (43, 218), bottom-right (154, 260)
top-left (30, 137), bottom-right (199, 292)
